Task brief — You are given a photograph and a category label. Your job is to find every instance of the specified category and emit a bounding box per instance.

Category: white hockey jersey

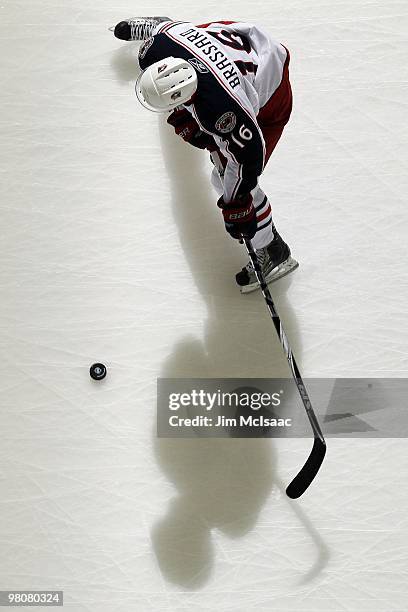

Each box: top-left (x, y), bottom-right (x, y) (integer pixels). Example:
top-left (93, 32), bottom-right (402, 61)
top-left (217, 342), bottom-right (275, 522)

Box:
top-left (138, 20), bottom-right (289, 202)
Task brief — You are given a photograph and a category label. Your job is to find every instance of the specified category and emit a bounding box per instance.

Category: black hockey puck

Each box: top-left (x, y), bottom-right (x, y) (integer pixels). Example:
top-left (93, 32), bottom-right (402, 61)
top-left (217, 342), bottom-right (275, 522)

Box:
top-left (90, 363), bottom-right (107, 381)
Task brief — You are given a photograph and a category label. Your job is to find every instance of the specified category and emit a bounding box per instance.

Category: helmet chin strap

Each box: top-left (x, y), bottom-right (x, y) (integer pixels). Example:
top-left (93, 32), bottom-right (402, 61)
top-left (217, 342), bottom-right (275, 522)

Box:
top-left (181, 92), bottom-right (198, 108)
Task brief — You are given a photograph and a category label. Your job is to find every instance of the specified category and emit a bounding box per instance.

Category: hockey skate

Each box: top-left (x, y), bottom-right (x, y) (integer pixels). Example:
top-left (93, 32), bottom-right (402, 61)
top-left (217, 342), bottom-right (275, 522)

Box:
top-left (109, 17), bottom-right (171, 41)
top-left (236, 226), bottom-right (299, 294)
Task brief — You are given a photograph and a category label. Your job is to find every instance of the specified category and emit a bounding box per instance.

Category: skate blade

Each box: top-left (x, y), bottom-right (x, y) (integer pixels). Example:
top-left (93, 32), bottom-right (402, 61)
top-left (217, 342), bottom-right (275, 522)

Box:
top-left (109, 17), bottom-right (170, 33)
top-left (108, 17), bottom-right (151, 33)
top-left (239, 256), bottom-right (299, 294)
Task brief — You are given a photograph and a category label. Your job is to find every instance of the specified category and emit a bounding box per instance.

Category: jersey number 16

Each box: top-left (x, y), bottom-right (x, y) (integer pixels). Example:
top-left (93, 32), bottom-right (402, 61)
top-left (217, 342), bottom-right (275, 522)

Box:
top-left (231, 125), bottom-right (253, 148)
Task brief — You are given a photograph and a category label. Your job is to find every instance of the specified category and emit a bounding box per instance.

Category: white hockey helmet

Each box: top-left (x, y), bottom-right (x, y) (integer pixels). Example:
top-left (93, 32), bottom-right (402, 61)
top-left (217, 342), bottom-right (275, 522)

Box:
top-left (135, 57), bottom-right (198, 112)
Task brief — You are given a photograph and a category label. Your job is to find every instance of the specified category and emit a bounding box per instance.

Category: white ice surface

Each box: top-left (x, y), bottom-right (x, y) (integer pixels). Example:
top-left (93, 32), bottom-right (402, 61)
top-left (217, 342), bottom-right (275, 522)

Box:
top-left (0, 1), bottom-right (408, 610)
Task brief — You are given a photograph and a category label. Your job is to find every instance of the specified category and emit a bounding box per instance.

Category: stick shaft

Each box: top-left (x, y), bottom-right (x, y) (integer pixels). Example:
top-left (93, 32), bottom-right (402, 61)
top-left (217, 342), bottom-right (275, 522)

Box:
top-left (243, 238), bottom-right (324, 443)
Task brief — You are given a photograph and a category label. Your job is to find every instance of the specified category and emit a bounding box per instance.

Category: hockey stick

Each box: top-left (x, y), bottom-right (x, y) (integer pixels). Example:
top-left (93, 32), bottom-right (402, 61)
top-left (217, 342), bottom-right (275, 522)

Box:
top-left (243, 237), bottom-right (326, 498)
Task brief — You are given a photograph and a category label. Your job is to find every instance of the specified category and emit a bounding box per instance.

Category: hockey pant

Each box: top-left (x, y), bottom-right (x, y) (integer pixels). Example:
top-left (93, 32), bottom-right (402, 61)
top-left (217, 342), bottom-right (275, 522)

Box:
top-left (211, 50), bottom-right (292, 250)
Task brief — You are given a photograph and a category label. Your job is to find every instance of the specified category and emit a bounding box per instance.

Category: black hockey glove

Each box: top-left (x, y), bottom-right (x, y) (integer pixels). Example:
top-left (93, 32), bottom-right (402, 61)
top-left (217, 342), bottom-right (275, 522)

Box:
top-left (167, 109), bottom-right (217, 151)
top-left (218, 194), bottom-right (257, 240)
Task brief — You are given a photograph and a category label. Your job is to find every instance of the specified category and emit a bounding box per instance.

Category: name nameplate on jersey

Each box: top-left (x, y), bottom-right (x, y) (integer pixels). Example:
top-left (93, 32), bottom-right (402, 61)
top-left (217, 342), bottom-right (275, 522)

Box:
top-left (162, 22), bottom-right (255, 117)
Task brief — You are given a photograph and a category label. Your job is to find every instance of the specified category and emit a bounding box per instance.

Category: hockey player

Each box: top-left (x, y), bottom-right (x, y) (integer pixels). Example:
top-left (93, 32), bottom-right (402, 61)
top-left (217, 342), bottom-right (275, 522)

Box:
top-left (111, 17), bottom-right (299, 292)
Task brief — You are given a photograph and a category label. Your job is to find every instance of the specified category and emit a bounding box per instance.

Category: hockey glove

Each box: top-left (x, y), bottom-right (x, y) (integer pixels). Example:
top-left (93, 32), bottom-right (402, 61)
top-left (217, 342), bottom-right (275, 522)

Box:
top-left (218, 194), bottom-right (257, 240)
top-left (167, 108), bottom-right (217, 151)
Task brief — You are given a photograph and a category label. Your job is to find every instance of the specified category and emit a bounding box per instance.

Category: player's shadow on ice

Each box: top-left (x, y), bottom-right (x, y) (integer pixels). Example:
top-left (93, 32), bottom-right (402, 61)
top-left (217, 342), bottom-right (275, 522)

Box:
top-left (148, 119), bottom-right (330, 589)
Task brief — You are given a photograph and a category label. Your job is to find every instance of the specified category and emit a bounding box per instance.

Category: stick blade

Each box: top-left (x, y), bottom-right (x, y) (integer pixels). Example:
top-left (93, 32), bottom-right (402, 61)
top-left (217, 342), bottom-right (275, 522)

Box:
top-left (286, 438), bottom-right (326, 499)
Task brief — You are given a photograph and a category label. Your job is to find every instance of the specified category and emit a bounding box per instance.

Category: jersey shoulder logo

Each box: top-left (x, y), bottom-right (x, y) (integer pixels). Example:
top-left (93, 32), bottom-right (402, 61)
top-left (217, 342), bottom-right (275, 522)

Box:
top-left (139, 37), bottom-right (154, 60)
top-left (188, 57), bottom-right (209, 74)
top-left (215, 111), bottom-right (237, 134)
